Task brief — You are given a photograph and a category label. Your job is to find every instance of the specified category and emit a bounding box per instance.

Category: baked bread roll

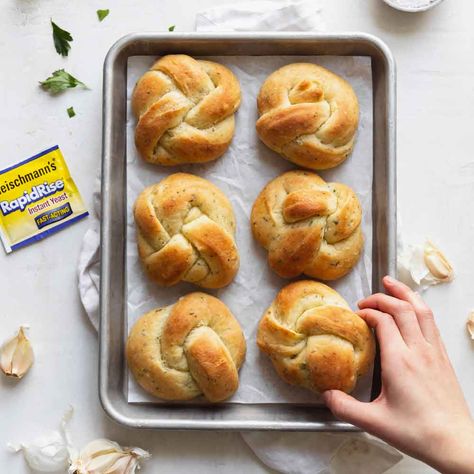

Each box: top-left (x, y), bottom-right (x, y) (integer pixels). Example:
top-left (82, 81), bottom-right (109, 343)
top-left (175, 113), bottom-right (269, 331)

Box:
top-left (134, 173), bottom-right (239, 288)
top-left (127, 293), bottom-right (246, 402)
top-left (251, 170), bottom-right (363, 281)
top-left (256, 63), bottom-right (359, 170)
top-left (132, 54), bottom-right (241, 165)
top-left (257, 281), bottom-right (375, 394)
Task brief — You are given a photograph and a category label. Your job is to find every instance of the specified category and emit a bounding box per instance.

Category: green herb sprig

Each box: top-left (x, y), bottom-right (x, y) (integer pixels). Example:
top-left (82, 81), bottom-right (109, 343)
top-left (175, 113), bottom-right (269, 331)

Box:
top-left (40, 69), bottom-right (87, 94)
top-left (51, 20), bottom-right (73, 57)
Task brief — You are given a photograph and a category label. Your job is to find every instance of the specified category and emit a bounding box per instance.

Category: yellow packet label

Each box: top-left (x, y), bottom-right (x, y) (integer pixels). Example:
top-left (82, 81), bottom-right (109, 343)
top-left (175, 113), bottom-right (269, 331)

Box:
top-left (0, 145), bottom-right (88, 253)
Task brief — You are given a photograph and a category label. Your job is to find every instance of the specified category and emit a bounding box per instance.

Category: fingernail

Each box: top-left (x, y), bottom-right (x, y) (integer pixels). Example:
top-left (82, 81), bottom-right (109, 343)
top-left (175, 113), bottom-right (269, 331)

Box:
top-left (384, 275), bottom-right (396, 284)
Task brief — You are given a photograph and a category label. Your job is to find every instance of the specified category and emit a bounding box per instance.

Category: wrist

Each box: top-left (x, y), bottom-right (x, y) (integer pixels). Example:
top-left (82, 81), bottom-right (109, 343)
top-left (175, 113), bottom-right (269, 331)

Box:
top-left (428, 421), bottom-right (474, 474)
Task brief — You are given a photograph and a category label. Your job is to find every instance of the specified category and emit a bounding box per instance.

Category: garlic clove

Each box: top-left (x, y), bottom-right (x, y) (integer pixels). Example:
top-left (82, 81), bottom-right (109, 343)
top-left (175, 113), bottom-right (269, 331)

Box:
top-left (76, 438), bottom-right (120, 460)
top-left (83, 452), bottom-right (125, 472)
top-left (423, 241), bottom-right (454, 282)
top-left (69, 439), bottom-right (150, 474)
top-left (112, 455), bottom-right (141, 474)
top-left (467, 312), bottom-right (474, 340)
top-left (0, 326), bottom-right (34, 378)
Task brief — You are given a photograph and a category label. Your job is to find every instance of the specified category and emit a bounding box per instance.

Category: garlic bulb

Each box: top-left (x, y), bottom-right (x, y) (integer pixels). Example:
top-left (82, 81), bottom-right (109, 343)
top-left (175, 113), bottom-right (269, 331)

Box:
top-left (8, 407), bottom-right (74, 472)
top-left (397, 239), bottom-right (454, 291)
top-left (467, 312), bottom-right (474, 340)
top-left (0, 326), bottom-right (34, 378)
top-left (8, 407), bottom-right (149, 474)
top-left (69, 439), bottom-right (150, 474)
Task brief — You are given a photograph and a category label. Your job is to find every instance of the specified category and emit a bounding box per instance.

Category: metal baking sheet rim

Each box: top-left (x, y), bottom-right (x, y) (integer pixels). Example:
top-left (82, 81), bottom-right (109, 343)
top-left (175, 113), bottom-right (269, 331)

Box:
top-left (99, 32), bottom-right (397, 431)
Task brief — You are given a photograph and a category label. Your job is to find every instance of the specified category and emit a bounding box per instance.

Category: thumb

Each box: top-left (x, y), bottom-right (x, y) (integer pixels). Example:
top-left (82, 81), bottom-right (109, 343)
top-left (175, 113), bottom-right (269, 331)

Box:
top-left (322, 390), bottom-right (376, 430)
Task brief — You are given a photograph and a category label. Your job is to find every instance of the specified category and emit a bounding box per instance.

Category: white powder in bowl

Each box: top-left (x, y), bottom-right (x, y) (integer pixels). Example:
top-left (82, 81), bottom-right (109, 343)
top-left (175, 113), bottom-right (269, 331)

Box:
top-left (384, 0), bottom-right (444, 11)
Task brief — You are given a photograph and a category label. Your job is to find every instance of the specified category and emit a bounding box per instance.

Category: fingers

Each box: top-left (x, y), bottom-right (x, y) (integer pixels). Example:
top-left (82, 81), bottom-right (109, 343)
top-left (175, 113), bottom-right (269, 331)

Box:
top-left (358, 291), bottom-right (424, 346)
top-left (322, 390), bottom-right (379, 432)
top-left (357, 308), bottom-right (406, 355)
top-left (382, 276), bottom-right (441, 345)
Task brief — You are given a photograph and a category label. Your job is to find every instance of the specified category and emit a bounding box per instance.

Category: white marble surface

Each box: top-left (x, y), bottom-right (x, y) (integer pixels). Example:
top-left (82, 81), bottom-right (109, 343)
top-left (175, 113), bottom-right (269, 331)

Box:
top-left (0, 0), bottom-right (472, 472)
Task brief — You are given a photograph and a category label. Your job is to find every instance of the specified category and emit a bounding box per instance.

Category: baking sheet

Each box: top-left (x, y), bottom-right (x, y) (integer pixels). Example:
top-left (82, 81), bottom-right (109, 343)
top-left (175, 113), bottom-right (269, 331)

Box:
top-left (125, 55), bottom-right (373, 404)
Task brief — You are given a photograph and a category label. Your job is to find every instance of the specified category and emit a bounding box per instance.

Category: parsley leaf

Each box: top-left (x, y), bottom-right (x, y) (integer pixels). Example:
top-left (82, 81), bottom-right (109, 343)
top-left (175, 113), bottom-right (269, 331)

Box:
top-left (51, 20), bottom-right (73, 57)
top-left (97, 9), bottom-right (110, 21)
top-left (67, 107), bottom-right (76, 118)
top-left (40, 69), bottom-right (87, 94)
top-left (168, 25), bottom-right (175, 31)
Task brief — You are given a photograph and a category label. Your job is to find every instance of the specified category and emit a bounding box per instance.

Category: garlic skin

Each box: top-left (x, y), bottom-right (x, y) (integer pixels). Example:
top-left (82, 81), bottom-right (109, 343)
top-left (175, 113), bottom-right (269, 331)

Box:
top-left (8, 407), bottom-right (74, 472)
top-left (69, 439), bottom-right (150, 474)
top-left (397, 240), bottom-right (454, 291)
top-left (0, 326), bottom-right (34, 378)
top-left (467, 312), bottom-right (474, 340)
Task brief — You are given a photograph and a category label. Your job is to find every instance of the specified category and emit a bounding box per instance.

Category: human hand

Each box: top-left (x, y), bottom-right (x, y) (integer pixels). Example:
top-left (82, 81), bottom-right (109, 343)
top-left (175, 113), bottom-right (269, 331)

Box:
top-left (323, 276), bottom-right (474, 474)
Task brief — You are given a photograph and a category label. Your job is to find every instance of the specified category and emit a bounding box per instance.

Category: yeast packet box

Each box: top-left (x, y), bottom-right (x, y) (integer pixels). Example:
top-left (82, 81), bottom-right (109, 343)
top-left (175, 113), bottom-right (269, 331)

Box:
top-left (0, 146), bottom-right (88, 253)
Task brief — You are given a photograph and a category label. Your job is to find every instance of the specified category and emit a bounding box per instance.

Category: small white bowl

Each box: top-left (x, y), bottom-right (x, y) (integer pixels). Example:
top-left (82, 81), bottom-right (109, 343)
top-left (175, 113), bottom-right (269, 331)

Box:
top-left (383, 0), bottom-right (445, 12)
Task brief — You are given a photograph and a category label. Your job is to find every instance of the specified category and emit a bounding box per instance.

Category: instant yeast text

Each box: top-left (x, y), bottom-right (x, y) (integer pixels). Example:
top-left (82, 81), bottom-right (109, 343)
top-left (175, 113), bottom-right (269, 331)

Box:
top-left (0, 145), bottom-right (88, 253)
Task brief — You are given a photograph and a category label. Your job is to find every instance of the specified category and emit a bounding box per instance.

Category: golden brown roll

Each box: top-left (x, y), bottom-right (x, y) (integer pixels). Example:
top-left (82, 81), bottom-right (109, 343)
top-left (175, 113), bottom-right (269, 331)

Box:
top-left (134, 173), bottom-right (239, 288)
top-left (251, 170), bottom-right (364, 281)
top-left (257, 281), bottom-right (375, 394)
top-left (132, 54), bottom-right (241, 165)
top-left (256, 63), bottom-right (359, 170)
top-left (127, 293), bottom-right (246, 402)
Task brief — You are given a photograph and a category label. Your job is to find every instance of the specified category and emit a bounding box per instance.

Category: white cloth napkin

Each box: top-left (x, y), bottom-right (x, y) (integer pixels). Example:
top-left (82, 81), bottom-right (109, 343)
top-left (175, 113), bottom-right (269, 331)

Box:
top-left (78, 176), bottom-right (100, 330)
top-left (77, 1), bottom-right (402, 472)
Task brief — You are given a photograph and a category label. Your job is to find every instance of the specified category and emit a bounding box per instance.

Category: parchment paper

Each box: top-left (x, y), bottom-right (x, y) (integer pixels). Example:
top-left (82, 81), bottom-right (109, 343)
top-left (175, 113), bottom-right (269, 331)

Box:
top-left (126, 55), bottom-right (373, 404)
